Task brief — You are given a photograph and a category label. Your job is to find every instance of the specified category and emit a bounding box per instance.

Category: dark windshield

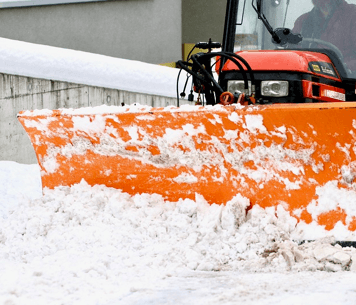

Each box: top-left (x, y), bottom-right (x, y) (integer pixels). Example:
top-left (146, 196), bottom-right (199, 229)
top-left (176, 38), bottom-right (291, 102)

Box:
top-left (236, 0), bottom-right (356, 78)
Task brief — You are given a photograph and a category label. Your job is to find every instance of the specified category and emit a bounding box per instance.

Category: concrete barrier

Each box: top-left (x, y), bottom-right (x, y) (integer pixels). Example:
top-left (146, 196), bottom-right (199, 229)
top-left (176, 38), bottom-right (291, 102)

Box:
top-left (0, 73), bottom-right (180, 164)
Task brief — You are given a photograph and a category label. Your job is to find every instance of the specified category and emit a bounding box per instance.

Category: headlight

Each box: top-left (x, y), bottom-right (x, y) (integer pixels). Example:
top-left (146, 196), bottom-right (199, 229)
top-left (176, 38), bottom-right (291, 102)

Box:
top-left (227, 80), bottom-right (252, 95)
top-left (261, 81), bottom-right (289, 97)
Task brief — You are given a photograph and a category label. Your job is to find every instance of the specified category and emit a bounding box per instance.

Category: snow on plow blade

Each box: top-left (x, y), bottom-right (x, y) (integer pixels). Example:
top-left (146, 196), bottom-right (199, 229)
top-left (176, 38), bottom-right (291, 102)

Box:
top-left (18, 103), bottom-right (356, 232)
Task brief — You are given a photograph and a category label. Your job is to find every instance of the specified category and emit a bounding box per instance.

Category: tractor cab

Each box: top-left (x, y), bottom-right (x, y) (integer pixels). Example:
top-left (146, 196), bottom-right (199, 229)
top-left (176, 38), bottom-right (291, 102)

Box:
top-left (236, 0), bottom-right (355, 76)
top-left (178, 0), bottom-right (356, 105)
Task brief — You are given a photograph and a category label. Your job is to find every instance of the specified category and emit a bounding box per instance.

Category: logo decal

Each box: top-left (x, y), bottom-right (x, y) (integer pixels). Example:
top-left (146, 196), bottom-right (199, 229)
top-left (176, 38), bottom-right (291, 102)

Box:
top-left (312, 64), bottom-right (321, 72)
top-left (321, 65), bottom-right (335, 76)
top-left (309, 62), bottom-right (337, 77)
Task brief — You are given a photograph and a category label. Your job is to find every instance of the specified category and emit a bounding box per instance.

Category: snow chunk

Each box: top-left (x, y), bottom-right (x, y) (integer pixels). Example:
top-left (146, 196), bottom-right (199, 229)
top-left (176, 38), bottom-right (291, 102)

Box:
top-left (72, 115), bottom-right (106, 133)
top-left (228, 112), bottom-right (242, 124)
top-left (245, 114), bottom-right (267, 134)
top-left (173, 173), bottom-right (198, 184)
top-left (307, 181), bottom-right (356, 221)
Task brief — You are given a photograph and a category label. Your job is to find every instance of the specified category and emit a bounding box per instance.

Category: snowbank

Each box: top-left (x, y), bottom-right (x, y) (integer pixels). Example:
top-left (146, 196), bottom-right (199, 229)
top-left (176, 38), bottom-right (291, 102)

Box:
top-left (0, 37), bottom-right (185, 98)
top-left (1, 162), bottom-right (356, 304)
top-left (0, 162), bottom-right (41, 218)
top-left (2, 180), bottom-right (355, 274)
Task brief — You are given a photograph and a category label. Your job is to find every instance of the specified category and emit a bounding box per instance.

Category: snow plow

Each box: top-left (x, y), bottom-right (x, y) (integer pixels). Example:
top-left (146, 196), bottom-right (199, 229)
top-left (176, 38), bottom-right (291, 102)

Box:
top-left (18, 0), bottom-right (356, 235)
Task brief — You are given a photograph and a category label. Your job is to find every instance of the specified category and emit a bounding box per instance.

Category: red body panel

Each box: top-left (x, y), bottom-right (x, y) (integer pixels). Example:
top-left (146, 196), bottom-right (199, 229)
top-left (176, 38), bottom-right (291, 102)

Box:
top-left (222, 50), bottom-right (341, 81)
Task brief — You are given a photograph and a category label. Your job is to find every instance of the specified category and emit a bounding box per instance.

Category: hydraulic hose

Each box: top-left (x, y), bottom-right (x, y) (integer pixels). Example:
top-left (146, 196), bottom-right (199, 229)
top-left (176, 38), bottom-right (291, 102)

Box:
top-left (177, 51), bottom-right (255, 105)
top-left (197, 52), bottom-right (253, 93)
top-left (190, 55), bottom-right (224, 94)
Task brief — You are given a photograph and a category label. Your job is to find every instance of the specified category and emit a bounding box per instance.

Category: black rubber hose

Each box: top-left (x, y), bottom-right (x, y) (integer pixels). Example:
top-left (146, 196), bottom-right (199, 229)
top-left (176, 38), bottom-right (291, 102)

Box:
top-left (176, 68), bottom-right (183, 106)
top-left (198, 52), bottom-right (250, 91)
top-left (177, 52), bottom-right (255, 104)
top-left (190, 55), bottom-right (224, 94)
top-left (225, 52), bottom-right (255, 86)
top-left (199, 52), bottom-right (255, 90)
top-left (176, 60), bottom-right (216, 91)
top-left (178, 55), bottom-right (247, 104)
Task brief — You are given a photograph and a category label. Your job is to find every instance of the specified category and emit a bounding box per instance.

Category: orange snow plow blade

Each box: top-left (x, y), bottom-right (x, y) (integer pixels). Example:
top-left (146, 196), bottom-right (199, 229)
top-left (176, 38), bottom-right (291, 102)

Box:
top-left (18, 103), bottom-right (356, 231)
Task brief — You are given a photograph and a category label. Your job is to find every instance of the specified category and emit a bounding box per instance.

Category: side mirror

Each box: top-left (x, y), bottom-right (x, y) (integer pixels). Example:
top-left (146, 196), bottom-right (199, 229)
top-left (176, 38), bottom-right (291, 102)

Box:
top-left (256, 0), bottom-right (263, 13)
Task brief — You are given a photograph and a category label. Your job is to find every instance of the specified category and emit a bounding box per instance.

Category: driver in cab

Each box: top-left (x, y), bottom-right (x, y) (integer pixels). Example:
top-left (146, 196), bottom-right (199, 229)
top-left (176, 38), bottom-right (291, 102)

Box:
top-left (293, 0), bottom-right (356, 76)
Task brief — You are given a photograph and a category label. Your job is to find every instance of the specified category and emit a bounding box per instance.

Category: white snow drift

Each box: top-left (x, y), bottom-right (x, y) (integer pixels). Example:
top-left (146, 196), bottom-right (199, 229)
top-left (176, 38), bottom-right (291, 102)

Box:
top-left (1, 161), bottom-right (356, 304)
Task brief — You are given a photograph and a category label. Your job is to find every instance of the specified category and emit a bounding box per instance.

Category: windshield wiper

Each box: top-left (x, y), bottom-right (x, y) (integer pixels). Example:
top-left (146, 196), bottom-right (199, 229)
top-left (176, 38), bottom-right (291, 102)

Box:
top-left (252, 0), bottom-right (281, 43)
top-left (252, 0), bottom-right (302, 45)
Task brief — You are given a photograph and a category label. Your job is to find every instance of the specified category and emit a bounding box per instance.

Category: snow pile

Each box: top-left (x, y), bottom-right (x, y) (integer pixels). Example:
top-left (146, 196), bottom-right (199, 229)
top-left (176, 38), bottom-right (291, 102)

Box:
top-left (0, 37), bottom-right (186, 98)
top-left (1, 181), bottom-right (355, 274)
top-left (0, 162), bottom-right (41, 218)
top-left (1, 162), bottom-right (356, 304)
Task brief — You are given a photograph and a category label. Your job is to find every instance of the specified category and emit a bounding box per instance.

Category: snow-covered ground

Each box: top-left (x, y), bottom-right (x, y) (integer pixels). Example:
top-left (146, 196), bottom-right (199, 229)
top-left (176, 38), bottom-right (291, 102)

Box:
top-left (1, 160), bottom-right (356, 305)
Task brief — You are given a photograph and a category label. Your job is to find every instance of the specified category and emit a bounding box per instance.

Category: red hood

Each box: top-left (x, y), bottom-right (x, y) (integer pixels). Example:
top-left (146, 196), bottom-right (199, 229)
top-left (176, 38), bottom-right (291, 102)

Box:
top-left (222, 50), bottom-right (341, 81)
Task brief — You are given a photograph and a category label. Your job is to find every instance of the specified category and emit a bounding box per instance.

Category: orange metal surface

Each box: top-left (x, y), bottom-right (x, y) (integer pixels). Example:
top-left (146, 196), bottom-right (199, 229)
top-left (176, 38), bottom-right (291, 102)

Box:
top-left (18, 103), bottom-right (356, 231)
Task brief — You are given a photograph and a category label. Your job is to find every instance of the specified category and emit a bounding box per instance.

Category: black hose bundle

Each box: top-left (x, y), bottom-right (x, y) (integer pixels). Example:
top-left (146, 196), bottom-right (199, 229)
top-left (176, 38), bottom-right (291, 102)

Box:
top-left (176, 48), bottom-right (255, 105)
